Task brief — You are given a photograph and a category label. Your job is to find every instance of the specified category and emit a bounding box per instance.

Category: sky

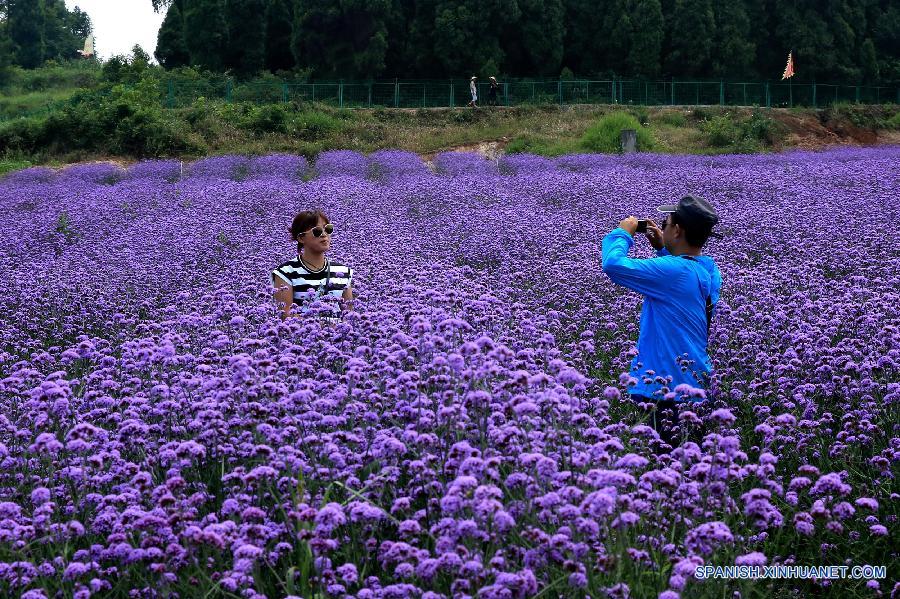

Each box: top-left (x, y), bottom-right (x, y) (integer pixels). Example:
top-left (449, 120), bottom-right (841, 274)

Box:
top-left (64, 0), bottom-right (166, 62)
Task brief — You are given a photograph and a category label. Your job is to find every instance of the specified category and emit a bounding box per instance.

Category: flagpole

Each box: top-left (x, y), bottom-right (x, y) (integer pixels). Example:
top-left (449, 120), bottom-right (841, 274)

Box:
top-left (789, 49), bottom-right (793, 108)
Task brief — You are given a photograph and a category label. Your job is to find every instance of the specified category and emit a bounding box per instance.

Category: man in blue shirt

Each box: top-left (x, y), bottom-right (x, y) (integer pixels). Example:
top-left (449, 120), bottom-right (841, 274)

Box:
top-left (601, 195), bottom-right (723, 450)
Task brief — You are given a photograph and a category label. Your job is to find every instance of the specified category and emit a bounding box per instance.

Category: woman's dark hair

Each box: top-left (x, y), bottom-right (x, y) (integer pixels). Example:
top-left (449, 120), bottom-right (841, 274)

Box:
top-left (289, 210), bottom-right (330, 248)
top-left (670, 212), bottom-right (712, 248)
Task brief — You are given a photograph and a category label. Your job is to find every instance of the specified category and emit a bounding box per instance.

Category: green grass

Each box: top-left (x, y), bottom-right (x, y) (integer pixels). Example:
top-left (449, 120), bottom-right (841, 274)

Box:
top-left (0, 89), bottom-right (77, 120)
top-left (0, 159), bottom-right (31, 177)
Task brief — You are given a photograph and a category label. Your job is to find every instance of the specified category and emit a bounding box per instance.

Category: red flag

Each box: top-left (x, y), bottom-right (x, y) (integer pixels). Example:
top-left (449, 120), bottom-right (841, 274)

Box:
top-left (782, 52), bottom-right (795, 80)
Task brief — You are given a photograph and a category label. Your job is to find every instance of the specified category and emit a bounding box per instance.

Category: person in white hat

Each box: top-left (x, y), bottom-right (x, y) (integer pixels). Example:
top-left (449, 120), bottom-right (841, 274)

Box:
top-left (488, 76), bottom-right (499, 106)
top-left (467, 76), bottom-right (478, 108)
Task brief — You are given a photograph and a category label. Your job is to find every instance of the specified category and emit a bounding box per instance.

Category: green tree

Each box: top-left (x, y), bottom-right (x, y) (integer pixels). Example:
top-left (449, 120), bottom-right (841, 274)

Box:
top-left (431, 0), bottom-right (519, 76)
top-left (43, 0), bottom-right (81, 61)
top-left (224, 0), bottom-right (266, 77)
top-left (626, 0), bottom-right (664, 77)
top-left (0, 22), bottom-right (15, 86)
top-left (183, 0), bottom-right (228, 70)
top-left (745, 0), bottom-right (776, 79)
top-left (711, 0), bottom-right (754, 78)
top-left (397, 0), bottom-right (440, 76)
top-left (68, 6), bottom-right (92, 40)
top-left (264, 0), bottom-right (294, 72)
top-left (665, 0), bottom-right (715, 76)
top-left (824, 0), bottom-right (864, 81)
top-left (772, 0), bottom-right (837, 82)
top-left (859, 37), bottom-right (879, 82)
top-left (562, 0), bottom-right (607, 75)
top-left (291, 0), bottom-right (393, 78)
top-left (155, 1), bottom-right (190, 68)
top-left (8, 0), bottom-right (45, 68)
top-left (872, 3), bottom-right (899, 84)
top-left (503, 0), bottom-right (564, 76)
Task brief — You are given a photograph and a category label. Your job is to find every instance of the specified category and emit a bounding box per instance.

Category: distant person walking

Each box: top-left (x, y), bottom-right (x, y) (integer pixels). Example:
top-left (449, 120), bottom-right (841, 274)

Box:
top-left (488, 76), bottom-right (499, 106)
top-left (468, 76), bottom-right (478, 108)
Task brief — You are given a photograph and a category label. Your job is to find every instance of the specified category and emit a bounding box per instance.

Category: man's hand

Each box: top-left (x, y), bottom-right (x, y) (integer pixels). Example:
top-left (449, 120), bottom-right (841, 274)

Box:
top-left (646, 219), bottom-right (665, 251)
top-left (619, 216), bottom-right (639, 236)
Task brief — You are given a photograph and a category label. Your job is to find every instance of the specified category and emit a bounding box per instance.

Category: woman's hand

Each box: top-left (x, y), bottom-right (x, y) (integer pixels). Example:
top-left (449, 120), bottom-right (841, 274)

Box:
top-left (273, 274), bottom-right (294, 320)
top-left (342, 286), bottom-right (354, 313)
top-left (646, 219), bottom-right (665, 251)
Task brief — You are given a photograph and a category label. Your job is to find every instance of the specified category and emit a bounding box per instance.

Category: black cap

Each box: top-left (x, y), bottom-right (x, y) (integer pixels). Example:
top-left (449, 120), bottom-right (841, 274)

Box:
top-left (657, 195), bottom-right (723, 239)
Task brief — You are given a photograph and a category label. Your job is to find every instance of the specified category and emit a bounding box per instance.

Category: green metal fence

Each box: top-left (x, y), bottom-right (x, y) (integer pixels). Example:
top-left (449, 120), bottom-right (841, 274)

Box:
top-left (1, 78), bottom-right (896, 125)
top-left (162, 78), bottom-right (899, 110)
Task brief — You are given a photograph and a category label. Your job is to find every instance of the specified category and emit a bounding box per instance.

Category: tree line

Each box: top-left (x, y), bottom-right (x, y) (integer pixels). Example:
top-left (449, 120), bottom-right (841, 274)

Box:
top-left (0, 0), bottom-right (92, 70)
top-left (154, 0), bottom-right (899, 84)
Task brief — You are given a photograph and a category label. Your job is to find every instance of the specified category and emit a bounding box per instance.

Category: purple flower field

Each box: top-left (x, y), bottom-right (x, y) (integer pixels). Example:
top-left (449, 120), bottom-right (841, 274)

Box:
top-left (0, 147), bottom-right (898, 598)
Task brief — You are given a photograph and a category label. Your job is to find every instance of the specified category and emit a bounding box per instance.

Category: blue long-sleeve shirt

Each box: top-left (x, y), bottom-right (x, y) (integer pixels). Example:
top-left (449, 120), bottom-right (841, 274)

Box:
top-left (601, 227), bottom-right (722, 400)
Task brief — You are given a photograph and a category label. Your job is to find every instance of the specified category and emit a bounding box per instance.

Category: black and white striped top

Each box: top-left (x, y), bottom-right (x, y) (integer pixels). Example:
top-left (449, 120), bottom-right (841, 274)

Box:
top-left (273, 255), bottom-right (353, 317)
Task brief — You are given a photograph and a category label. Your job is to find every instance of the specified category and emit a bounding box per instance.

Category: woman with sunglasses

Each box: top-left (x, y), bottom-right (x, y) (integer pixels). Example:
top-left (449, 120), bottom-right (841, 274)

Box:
top-left (272, 210), bottom-right (353, 321)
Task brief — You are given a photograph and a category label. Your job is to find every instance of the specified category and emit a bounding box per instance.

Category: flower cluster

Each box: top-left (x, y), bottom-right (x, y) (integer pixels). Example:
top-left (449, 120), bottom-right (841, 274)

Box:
top-left (0, 147), bottom-right (897, 598)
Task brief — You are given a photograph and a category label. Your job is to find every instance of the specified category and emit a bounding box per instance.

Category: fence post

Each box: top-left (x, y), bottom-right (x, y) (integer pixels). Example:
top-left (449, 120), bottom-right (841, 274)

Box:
top-left (812, 84), bottom-right (816, 108)
top-left (855, 86), bottom-right (860, 103)
top-left (450, 81), bottom-right (454, 108)
top-left (671, 80), bottom-right (674, 105)
top-left (558, 80), bottom-right (562, 105)
top-left (695, 82), bottom-right (699, 105)
top-left (339, 81), bottom-right (344, 109)
top-left (611, 77), bottom-right (615, 104)
top-left (765, 82), bottom-right (770, 107)
top-left (368, 83), bottom-right (372, 108)
top-left (423, 82), bottom-right (426, 108)
top-left (166, 79), bottom-right (174, 108)
top-left (532, 81), bottom-right (535, 102)
top-left (312, 83), bottom-right (316, 102)
top-left (743, 83), bottom-right (747, 106)
top-left (394, 79), bottom-right (399, 108)
top-left (282, 83), bottom-right (288, 104)
top-left (225, 78), bottom-right (233, 103)
top-left (644, 81), bottom-right (648, 105)
top-left (720, 81), bottom-right (724, 105)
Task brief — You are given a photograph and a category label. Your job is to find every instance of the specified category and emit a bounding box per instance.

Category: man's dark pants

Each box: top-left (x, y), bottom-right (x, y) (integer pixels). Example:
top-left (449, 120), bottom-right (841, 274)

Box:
top-left (630, 395), bottom-right (681, 450)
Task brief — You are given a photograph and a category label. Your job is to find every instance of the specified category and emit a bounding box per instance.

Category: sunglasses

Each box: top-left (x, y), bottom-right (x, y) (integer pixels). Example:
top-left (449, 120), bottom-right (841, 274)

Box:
top-left (660, 214), bottom-right (674, 230)
top-left (299, 223), bottom-right (334, 238)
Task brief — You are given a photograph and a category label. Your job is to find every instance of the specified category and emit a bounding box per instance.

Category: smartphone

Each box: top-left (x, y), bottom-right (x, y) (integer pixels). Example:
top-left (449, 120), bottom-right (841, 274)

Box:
top-left (636, 219), bottom-right (648, 233)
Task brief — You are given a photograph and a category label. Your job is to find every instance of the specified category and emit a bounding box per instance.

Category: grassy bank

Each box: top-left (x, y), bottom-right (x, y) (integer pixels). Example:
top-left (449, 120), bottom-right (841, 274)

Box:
top-left (1, 74), bottom-right (898, 171)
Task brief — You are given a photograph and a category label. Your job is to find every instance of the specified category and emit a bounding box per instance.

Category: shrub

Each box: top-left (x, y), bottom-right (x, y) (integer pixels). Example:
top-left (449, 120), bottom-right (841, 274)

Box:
top-left (656, 111), bottom-right (689, 127)
top-left (18, 61), bottom-right (102, 92)
top-left (580, 112), bottom-right (655, 153)
top-left (290, 111), bottom-right (343, 140)
top-left (242, 104), bottom-right (289, 134)
top-left (887, 111), bottom-right (900, 130)
top-left (0, 117), bottom-right (49, 153)
top-left (629, 107), bottom-right (650, 126)
top-left (0, 76), bottom-right (203, 157)
top-left (741, 110), bottom-right (785, 145)
top-left (700, 110), bottom-right (785, 150)
top-left (691, 107), bottom-right (709, 121)
top-left (505, 135), bottom-right (548, 155)
top-left (701, 114), bottom-right (741, 147)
